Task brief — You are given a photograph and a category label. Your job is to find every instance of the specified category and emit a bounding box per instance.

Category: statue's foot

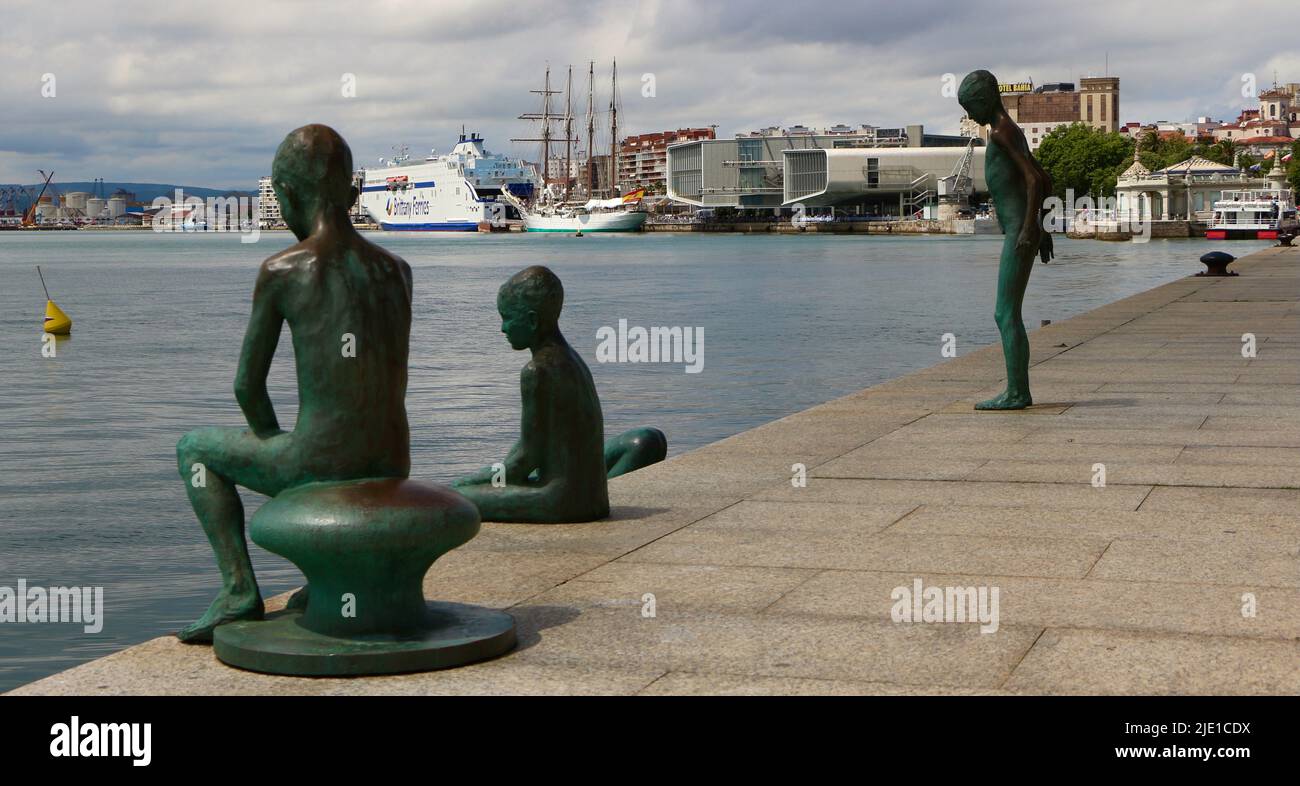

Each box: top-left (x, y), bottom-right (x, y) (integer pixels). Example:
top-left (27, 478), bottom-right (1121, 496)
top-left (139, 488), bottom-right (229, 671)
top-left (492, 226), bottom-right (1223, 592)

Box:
top-left (286, 585), bottom-right (309, 611)
top-left (604, 426), bottom-right (668, 479)
top-left (177, 588), bottom-right (264, 644)
top-left (975, 390), bottom-right (1032, 411)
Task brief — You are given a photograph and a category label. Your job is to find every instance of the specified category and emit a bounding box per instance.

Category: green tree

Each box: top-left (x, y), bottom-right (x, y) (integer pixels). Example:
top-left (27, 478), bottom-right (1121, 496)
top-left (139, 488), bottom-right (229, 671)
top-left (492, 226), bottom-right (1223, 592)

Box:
top-left (1133, 129), bottom-right (1202, 171)
top-left (1194, 139), bottom-right (1236, 166)
top-left (1285, 140), bottom-right (1300, 194)
top-left (1035, 123), bottom-right (1134, 199)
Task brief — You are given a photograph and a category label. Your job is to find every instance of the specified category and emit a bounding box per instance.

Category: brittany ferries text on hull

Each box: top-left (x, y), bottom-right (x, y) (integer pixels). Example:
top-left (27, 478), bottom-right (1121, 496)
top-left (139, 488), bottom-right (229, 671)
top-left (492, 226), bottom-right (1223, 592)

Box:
top-left (359, 132), bottom-right (541, 231)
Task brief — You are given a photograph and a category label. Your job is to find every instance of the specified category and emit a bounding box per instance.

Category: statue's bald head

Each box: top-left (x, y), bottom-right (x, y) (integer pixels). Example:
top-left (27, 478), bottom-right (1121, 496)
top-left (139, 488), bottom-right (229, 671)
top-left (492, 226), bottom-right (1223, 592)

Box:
top-left (499, 265), bottom-right (564, 327)
top-left (958, 70), bottom-right (1001, 124)
top-left (272, 124), bottom-right (354, 208)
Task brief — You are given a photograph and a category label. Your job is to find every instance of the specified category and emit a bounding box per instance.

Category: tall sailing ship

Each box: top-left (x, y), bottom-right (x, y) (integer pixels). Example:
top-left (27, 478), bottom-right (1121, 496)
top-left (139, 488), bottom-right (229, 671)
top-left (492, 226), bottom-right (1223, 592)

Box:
top-left (359, 132), bottom-right (539, 231)
top-left (505, 60), bottom-right (647, 233)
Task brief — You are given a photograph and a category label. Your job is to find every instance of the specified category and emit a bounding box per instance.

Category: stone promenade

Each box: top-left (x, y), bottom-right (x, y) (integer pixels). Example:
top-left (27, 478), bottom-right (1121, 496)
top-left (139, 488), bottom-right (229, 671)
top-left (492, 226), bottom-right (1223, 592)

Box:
top-left (11, 246), bottom-right (1299, 695)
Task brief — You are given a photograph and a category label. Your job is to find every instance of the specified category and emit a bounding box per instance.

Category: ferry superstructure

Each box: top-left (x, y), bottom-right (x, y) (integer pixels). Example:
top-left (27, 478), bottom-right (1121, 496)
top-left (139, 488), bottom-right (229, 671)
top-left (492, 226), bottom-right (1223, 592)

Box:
top-left (359, 133), bottom-right (539, 231)
top-left (1206, 188), bottom-right (1297, 240)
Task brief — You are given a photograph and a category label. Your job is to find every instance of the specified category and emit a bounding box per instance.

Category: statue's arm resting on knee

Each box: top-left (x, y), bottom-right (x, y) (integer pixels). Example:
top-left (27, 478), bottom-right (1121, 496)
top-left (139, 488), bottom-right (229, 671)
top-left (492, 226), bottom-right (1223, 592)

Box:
top-left (234, 266), bottom-right (285, 439)
top-left (454, 437), bottom-right (527, 488)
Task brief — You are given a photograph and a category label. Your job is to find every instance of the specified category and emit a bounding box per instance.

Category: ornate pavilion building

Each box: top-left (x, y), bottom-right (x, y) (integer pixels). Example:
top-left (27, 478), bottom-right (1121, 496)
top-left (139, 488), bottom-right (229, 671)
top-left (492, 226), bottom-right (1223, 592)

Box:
top-left (1113, 151), bottom-right (1287, 222)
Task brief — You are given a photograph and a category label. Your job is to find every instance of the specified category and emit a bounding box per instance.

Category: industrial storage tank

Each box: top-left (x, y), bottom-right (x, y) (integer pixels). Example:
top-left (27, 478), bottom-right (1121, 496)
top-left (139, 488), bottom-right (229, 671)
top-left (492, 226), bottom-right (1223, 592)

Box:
top-left (85, 197), bottom-right (106, 219)
top-left (106, 196), bottom-right (126, 218)
top-left (63, 191), bottom-right (90, 210)
top-left (36, 201), bottom-right (58, 221)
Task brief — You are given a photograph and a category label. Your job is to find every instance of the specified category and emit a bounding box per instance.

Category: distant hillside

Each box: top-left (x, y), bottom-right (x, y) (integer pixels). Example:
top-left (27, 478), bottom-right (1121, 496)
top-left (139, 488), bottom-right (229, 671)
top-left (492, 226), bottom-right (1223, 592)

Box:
top-left (1, 182), bottom-right (255, 210)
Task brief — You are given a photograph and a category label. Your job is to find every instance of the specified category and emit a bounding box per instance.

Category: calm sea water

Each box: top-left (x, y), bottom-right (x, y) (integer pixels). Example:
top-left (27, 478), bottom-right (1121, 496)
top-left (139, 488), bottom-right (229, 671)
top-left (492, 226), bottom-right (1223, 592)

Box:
top-left (0, 229), bottom-right (1268, 691)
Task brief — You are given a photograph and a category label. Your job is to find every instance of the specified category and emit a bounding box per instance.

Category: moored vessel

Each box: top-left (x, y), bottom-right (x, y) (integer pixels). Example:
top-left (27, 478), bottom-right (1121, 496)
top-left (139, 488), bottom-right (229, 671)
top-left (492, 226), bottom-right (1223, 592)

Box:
top-left (512, 61), bottom-right (646, 233)
top-left (507, 191), bottom-right (647, 232)
top-left (1206, 188), bottom-right (1297, 240)
top-left (359, 133), bottom-right (539, 231)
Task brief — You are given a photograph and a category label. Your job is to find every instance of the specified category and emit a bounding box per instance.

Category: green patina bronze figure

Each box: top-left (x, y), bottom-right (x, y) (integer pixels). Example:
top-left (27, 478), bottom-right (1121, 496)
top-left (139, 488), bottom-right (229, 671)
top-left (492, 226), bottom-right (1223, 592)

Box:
top-left (958, 70), bottom-right (1055, 410)
top-left (452, 266), bottom-right (666, 523)
top-left (181, 124), bottom-right (514, 675)
top-left (604, 426), bottom-right (667, 480)
top-left (176, 124), bottom-right (414, 642)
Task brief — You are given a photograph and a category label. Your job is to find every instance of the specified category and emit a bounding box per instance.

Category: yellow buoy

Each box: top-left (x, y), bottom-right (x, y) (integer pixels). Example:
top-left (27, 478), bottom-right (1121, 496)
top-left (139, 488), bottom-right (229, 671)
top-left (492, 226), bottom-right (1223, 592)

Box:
top-left (44, 299), bottom-right (72, 335)
top-left (37, 265), bottom-right (71, 335)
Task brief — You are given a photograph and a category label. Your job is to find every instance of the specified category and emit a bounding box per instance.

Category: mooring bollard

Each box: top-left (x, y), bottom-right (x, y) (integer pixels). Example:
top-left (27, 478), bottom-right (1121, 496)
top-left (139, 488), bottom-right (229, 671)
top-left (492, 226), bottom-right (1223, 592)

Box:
top-left (1197, 251), bottom-right (1237, 277)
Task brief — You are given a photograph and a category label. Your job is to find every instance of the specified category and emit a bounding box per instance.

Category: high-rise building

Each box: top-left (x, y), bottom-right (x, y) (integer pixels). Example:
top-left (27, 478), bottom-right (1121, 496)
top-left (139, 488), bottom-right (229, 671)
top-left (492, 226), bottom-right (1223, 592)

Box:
top-left (994, 77), bottom-right (1120, 150)
top-left (257, 176), bottom-right (281, 226)
top-left (618, 127), bottom-right (715, 192)
top-left (958, 116), bottom-right (985, 140)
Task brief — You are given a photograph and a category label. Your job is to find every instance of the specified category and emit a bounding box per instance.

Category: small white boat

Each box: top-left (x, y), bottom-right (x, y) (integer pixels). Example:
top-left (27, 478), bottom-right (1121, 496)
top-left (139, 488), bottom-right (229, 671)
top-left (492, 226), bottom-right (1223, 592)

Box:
top-left (1206, 188), bottom-right (1297, 240)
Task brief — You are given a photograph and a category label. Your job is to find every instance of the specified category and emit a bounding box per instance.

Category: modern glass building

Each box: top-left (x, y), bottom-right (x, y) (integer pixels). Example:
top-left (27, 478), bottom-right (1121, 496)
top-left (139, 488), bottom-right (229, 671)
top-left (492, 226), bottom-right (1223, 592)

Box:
top-left (666, 125), bottom-right (984, 216)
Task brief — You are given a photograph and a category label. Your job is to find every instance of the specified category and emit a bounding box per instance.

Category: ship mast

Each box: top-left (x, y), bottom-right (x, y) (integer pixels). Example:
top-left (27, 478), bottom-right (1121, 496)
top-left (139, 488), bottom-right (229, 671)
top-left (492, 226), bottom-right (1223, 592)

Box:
top-left (542, 66), bottom-right (552, 188)
top-left (586, 60), bottom-right (595, 198)
top-left (512, 64), bottom-right (563, 191)
top-left (563, 65), bottom-right (573, 201)
top-left (609, 58), bottom-right (619, 197)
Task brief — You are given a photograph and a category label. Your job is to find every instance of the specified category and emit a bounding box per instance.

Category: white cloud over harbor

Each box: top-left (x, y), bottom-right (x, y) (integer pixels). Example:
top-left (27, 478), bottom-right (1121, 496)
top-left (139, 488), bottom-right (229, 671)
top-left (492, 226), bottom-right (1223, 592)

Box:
top-left (1, 0), bottom-right (1296, 189)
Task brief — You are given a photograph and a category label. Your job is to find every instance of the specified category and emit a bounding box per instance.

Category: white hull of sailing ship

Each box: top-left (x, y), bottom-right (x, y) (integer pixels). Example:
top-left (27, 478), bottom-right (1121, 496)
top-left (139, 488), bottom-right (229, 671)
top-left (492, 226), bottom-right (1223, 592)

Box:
top-left (523, 208), bottom-right (647, 232)
top-left (498, 188), bottom-right (648, 233)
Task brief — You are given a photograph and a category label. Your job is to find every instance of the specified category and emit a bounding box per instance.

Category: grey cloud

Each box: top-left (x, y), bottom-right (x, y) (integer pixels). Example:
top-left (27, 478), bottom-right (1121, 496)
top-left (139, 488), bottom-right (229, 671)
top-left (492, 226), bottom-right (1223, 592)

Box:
top-left (0, 0), bottom-right (1294, 188)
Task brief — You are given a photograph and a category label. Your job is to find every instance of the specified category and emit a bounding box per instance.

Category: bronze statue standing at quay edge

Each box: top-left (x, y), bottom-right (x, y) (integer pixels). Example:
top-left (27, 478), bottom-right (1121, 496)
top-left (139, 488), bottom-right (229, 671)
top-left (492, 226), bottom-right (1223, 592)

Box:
top-left (958, 70), bottom-right (1055, 410)
top-left (452, 265), bottom-right (666, 523)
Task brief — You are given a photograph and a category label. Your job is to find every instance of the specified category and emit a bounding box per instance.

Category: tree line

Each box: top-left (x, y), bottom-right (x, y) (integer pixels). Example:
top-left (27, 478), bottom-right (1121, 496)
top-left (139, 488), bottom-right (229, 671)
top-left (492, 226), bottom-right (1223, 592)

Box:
top-left (1032, 123), bottom-right (1300, 200)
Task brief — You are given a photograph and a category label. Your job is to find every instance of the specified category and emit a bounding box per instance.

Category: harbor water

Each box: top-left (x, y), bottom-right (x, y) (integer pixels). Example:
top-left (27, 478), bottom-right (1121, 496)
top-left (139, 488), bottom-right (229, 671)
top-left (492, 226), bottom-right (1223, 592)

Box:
top-left (0, 230), bottom-right (1269, 691)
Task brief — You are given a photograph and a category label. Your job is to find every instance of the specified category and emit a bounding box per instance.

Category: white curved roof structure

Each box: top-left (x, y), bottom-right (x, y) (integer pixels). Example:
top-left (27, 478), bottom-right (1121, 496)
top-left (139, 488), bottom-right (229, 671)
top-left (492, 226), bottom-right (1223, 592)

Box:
top-left (782, 147), bottom-right (987, 205)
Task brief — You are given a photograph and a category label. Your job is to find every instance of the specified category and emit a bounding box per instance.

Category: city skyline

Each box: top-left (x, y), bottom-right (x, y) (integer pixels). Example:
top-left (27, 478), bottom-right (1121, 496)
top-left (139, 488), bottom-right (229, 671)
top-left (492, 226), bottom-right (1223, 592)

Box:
top-left (1, 0), bottom-right (1297, 189)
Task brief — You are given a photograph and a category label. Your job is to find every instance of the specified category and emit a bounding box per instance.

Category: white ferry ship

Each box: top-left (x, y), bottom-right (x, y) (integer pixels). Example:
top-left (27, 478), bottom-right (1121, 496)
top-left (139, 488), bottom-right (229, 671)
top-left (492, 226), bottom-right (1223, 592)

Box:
top-left (359, 132), bottom-right (539, 231)
top-left (1206, 188), bottom-right (1297, 240)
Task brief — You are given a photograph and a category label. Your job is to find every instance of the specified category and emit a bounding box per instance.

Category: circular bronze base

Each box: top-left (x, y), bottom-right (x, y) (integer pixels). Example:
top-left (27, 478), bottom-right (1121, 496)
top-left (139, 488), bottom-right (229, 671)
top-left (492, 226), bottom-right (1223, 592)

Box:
top-left (213, 602), bottom-right (516, 677)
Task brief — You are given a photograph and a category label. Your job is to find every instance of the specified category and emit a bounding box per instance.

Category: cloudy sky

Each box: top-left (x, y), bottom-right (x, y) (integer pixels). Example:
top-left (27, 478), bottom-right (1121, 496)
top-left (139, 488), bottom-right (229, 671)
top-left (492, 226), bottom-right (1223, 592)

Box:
top-left (1, 0), bottom-right (1296, 189)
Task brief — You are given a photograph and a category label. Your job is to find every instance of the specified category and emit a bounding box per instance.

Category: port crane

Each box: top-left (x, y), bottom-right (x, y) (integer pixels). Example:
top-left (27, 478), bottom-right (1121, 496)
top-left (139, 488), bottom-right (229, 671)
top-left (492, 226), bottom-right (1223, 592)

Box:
top-left (938, 137), bottom-right (976, 210)
top-left (21, 170), bottom-right (56, 226)
top-left (0, 186), bottom-right (22, 218)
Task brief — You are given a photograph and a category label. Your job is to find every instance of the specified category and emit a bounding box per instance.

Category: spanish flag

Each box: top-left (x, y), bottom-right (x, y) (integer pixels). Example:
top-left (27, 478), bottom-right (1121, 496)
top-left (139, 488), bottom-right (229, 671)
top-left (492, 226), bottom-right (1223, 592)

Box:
top-left (622, 188), bottom-right (646, 203)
